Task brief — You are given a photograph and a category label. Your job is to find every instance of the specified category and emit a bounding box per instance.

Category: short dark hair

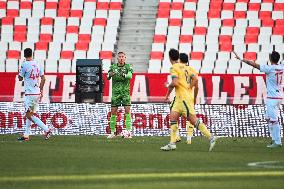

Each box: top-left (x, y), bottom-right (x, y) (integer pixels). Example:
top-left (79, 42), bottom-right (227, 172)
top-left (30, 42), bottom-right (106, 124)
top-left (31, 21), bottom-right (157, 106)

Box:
top-left (118, 52), bottom-right (125, 55)
top-left (179, 53), bottom-right (188, 64)
top-left (169, 48), bottom-right (179, 61)
top-left (270, 51), bottom-right (280, 64)
top-left (24, 48), bottom-right (33, 58)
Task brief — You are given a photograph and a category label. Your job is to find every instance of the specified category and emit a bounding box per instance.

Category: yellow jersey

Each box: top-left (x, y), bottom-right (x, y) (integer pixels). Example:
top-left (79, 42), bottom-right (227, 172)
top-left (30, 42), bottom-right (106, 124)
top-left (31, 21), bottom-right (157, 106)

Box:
top-left (185, 65), bottom-right (198, 101)
top-left (170, 63), bottom-right (191, 100)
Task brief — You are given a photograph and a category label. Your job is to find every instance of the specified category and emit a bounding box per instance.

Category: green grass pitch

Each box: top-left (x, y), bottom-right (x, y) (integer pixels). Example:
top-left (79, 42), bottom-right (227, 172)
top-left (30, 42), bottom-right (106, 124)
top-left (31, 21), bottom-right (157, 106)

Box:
top-left (0, 135), bottom-right (283, 189)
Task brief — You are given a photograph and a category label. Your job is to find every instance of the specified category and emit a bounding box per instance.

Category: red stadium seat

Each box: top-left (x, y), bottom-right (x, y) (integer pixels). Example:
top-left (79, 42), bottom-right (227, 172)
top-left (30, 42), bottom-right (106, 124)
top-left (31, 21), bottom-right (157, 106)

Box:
top-left (153, 35), bottom-right (166, 43)
top-left (222, 19), bottom-right (235, 27)
top-left (246, 27), bottom-right (259, 35)
top-left (150, 52), bottom-right (164, 60)
top-left (172, 2), bottom-right (183, 10)
top-left (169, 19), bottom-right (181, 26)
top-left (158, 2), bottom-right (171, 10)
top-left (273, 27), bottom-right (284, 35)
top-left (0, 1), bottom-right (6, 9)
top-left (93, 18), bottom-right (107, 26)
top-left (262, 18), bottom-right (274, 27)
top-left (75, 42), bottom-right (89, 51)
top-left (14, 33), bottom-right (27, 42)
top-left (234, 11), bottom-right (246, 19)
top-left (78, 34), bottom-right (91, 42)
top-left (58, 1), bottom-right (71, 10)
top-left (179, 35), bottom-right (193, 43)
top-left (60, 51), bottom-right (74, 59)
top-left (36, 42), bottom-right (49, 51)
top-left (41, 17), bottom-right (54, 25)
top-left (100, 51), bottom-right (113, 59)
top-left (190, 52), bottom-right (204, 60)
top-left (244, 52), bottom-right (257, 61)
top-left (274, 3), bottom-right (284, 11)
top-left (259, 11), bottom-right (271, 20)
top-left (70, 10), bottom-right (83, 18)
top-left (46, 2), bottom-right (57, 9)
top-left (39, 34), bottom-right (53, 42)
top-left (219, 43), bottom-right (232, 52)
top-left (183, 10), bottom-right (195, 18)
top-left (14, 25), bottom-right (26, 33)
top-left (157, 9), bottom-right (170, 18)
top-left (110, 2), bottom-right (122, 10)
top-left (194, 27), bottom-right (207, 35)
top-left (7, 50), bottom-right (21, 59)
top-left (210, 1), bottom-right (222, 10)
top-left (275, 19), bottom-right (284, 27)
top-left (57, 9), bottom-right (69, 17)
top-left (20, 2), bottom-right (32, 9)
top-left (6, 9), bottom-right (19, 17)
top-left (245, 35), bottom-right (258, 44)
top-left (222, 3), bottom-right (235, 11)
top-left (97, 2), bottom-right (109, 10)
top-left (248, 3), bottom-right (260, 11)
top-left (219, 35), bottom-right (232, 44)
top-left (66, 26), bottom-right (79, 34)
top-left (1, 17), bottom-right (14, 25)
top-left (208, 9), bottom-right (221, 19)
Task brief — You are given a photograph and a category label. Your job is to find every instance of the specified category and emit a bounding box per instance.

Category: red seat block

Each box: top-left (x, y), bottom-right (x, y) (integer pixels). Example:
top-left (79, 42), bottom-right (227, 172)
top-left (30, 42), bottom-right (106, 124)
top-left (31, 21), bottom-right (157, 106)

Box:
top-left (183, 10), bottom-right (195, 18)
top-left (41, 17), bottom-right (54, 25)
top-left (57, 9), bottom-right (69, 17)
top-left (219, 43), bottom-right (232, 52)
top-left (58, 1), bottom-right (71, 10)
top-left (36, 42), bottom-right (49, 51)
top-left (153, 35), bottom-right (166, 43)
top-left (179, 35), bottom-right (193, 43)
top-left (66, 26), bottom-right (79, 33)
top-left (20, 2), bottom-right (32, 9)
top-left (70, 10), bottom-right (83, 18)
top-left (262, 18), bottom-right (274, 27)
top-left (78, 34), bottom-right (91, 42)
top-left (0, 2), bottom-right (6, 9)
top-left (273, 27), bottom-right (284, 35)
top-left (150, 52), bottom-right (164, 60)
top-left (14, 25), bottom-right (27, 33)
top-left (248, 3), bottom-right (260, 11)
top-left (14, 33), bottom-right (27, 42)
top-left (169, 19), bottom-right (181, 26)
top-left (259, 11), bottom-right (271, 20)
top-left (172, 2), bottom-right (183, 10)
top-left (244, 52), bottom-right (257, 61)
top-left (222, 19), bottom-right (235, 27)
top-left (97, 2), bottom-right (109, 10)
top-left (219, 35), bottom-right (232, 43)
top-left (158, 2), bottom-right (170, 10)
top-left (274, 3), bottom-right (284, 11)
top-left (210, 2), bottom-right (222, 10)
top-left (234, 11), bottom-right (246, 19)
top-left (1, 17), bottom-right (14, 25)
top-left (46, 2), bottom-right (58, 9)
top-left (110, 2), bottom-right (122, 10)
top-left (93, 18), bottom-right (107, 26)
top-left (275, 19), bottom-right (284, 27)
top-left (6, 9), bottom-right (19, 17)
top-left (100, 51), bottom-right (113, 59)
top-left (222, 3), bottom-right (235, 10)
top-left (157, 9), bottom-right (170, 18)
top-left (208, 9), bottom-right (221, 19)
top-left (76, 42), bottom-right (89, 51)
top-left (245, 35), bottom-right (258, 44)
top-left (7, 50), bottom-right (21, 59)
top-left (39, 34), bottom-right (53, 42)
top-left (60, 51), bottom-right (74, 59)
top-left (246, 27), bottom-right (259, 35)
top-left (194, 27), bottom-right (207, 35)
top-left (190, 52), bottom-right (204, 60)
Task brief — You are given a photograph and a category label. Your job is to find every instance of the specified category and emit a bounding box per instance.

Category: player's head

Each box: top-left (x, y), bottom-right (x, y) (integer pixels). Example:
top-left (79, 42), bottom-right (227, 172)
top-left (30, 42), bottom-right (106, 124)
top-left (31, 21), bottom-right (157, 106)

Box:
top-left (179, 53), bottom-right (188, 65)
top-left (169, 48), bottom-right (179, 64)
top-left (24, 48), bottom-right (33, 59)
top-left (117, 51), bottom-right (126, 65)
top-left (269, 51), bottom-right (280, 64)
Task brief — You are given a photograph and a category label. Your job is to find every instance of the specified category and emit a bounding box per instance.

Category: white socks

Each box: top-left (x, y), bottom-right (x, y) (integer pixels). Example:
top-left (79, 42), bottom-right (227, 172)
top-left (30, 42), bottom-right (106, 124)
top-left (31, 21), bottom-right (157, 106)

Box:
top-left (24, 119), bottom-right (31, 137)
top-left (31, 116), bottom-right (49, 132)
top-left (273, 123), bottom-right (282, 145)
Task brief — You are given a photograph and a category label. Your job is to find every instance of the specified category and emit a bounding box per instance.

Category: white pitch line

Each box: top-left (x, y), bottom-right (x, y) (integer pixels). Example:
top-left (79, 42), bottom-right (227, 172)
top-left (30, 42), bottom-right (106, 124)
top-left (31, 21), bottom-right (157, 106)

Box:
top-left (0, 171), bottom-right (284, 182)
top-left (248, 161), bottom-right (284, 169)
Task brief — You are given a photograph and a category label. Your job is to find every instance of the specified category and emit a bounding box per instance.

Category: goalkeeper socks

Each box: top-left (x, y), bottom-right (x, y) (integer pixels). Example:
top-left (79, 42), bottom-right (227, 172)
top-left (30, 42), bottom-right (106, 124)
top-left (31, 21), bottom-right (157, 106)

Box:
top-left (170, 121), bottom-right (178, 143)
top-left (196, 121), bottom-right (211, 139)
top-left (110, 115), bottom-right (117, 133)
top-left (125, 113), bottom-right (132, 131)
top-left (31, 116), bottom-right (48, 132)
top-left (24, 119), bottom-right (31, 137)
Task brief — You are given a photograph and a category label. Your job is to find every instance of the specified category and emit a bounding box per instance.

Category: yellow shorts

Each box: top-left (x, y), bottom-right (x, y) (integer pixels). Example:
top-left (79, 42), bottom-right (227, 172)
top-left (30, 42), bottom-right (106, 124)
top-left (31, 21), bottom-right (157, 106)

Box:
top-left (170, 97), bottom-right (195, 117)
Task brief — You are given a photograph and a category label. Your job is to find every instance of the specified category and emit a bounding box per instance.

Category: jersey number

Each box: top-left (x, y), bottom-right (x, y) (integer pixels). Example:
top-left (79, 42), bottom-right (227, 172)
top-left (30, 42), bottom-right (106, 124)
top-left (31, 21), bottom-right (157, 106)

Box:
top-left (29, 68), bottom-right (40, 80)
top-left (275, 71), bottom-right (283, 86)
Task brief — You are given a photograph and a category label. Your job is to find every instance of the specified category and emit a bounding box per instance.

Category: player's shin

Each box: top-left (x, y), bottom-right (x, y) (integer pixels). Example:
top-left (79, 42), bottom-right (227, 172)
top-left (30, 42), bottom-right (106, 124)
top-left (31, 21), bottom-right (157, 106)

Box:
top-left (196, 121), bottom-right (211, 139)
top-left (170, 121), bottom-right (178, 143)
top-left (24, 119), bottom-right (31, 137)
top-left (187, 122), bottom-right (194, 144)
top-left (110, 115), bottom-right (117, 134)
top-left (125, 113), bottom-right (132, 131)
top-left (31, 116), bottom-right (48, 132)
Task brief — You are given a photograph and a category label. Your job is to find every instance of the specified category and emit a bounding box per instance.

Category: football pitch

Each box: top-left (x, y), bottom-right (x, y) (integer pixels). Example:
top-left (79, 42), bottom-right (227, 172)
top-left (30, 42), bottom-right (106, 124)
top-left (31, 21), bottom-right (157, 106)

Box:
top-left (0, 135), bottom-right (283, 189)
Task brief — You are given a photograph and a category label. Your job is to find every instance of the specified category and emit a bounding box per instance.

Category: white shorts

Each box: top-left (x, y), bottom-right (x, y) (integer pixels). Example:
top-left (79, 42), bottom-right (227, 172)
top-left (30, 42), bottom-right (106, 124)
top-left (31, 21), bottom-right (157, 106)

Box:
top-left (265, 98), bottom-right (282, 121)
top-left (24, 95), bottom-right (40, 113)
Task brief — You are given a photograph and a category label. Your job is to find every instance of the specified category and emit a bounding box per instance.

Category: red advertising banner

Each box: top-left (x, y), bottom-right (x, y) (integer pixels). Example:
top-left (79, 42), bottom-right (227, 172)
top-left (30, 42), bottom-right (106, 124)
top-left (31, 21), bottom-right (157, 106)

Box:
top-left (0, 73), bottom-right (271, 104)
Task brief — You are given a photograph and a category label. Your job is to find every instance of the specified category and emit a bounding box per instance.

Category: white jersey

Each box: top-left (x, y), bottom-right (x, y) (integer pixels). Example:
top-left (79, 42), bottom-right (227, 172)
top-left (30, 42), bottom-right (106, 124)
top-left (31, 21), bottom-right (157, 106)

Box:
top-left (19, 60), bottom-right (44, 95)
top-left (260, 63), bottom-right (284, 99)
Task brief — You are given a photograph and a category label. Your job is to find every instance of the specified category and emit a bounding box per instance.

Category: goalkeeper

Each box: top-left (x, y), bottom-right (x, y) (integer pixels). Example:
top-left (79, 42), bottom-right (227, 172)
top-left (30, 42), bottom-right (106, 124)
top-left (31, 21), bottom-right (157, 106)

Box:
top-left (107, 52), bottom-right (133, 138)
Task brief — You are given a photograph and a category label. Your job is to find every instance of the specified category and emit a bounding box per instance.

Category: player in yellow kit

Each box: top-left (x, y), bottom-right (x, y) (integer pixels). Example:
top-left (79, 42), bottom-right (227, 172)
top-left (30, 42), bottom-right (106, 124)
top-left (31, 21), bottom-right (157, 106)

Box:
top-left (160, 49), bottom-right (218, 151)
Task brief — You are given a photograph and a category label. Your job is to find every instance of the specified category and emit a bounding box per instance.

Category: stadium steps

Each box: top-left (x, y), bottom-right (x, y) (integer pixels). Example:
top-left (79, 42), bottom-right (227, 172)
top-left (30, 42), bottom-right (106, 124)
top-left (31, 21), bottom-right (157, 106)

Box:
top-left (116, 0), bottom-right (159, 72)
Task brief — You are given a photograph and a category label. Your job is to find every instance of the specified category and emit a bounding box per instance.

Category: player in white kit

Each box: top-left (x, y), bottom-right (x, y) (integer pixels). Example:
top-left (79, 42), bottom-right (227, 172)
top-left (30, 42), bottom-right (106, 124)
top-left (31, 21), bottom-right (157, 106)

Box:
top-left (17, 48), bottom-right (52, 141)
top-left (234, 51), bottom-right (283, 148)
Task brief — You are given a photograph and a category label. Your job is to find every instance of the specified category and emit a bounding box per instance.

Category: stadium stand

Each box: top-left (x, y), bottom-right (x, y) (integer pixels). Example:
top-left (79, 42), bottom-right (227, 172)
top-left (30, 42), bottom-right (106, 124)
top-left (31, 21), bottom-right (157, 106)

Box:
top-left (149, 0), bottom-right (284, 73)
top-left (0, 0), bottom-right (123, 73)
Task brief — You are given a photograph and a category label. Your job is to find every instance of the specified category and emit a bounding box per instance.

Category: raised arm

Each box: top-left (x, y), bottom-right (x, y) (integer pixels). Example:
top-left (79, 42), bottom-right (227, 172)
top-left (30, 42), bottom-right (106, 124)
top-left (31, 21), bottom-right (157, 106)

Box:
top-left (233, 51), bottom-right (260, 70)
